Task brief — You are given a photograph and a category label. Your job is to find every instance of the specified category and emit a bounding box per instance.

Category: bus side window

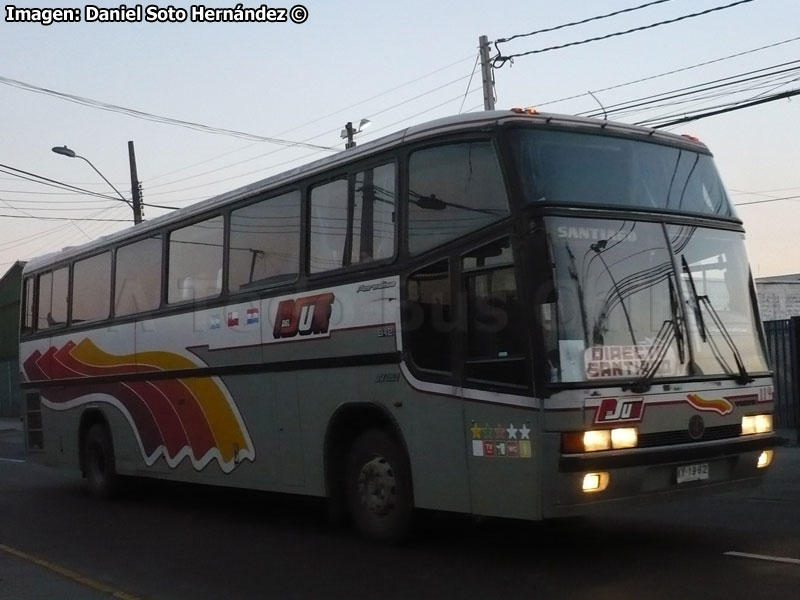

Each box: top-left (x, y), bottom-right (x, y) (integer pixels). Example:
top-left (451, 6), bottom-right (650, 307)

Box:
top-left (168, 216), bottom-right (224, 304)
top-left (22, 276), bottom-right (34, 334)
top-left (462, 239), bottom-right (529, 387)
top-left (404, 259), bottom-right (454, 374)
top-left (228, 190), bottom-right (300, 292)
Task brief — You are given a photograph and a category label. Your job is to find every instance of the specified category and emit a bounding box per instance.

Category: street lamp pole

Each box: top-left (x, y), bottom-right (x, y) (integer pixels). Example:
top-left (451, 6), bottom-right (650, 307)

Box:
top-left (51, 144), bottom-right (142, 224)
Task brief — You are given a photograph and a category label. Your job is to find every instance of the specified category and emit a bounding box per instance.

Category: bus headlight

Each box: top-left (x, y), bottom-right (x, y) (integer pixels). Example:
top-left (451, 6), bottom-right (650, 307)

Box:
top-left (583, 430), bottom-right (611, 452)
top-left (757, 450), bottom-right (774, 468)
top-left (611, 427), bottom-right (638, 449)
top-left (562, 428), bottom-right (639, 453)
top-left (741, 414), bottom-right (773, 435)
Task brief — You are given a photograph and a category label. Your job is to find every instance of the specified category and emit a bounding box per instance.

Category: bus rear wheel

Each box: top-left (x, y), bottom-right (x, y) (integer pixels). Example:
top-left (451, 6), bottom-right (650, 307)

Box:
top-left (84, 423), bottom-right (119, 499)
top-left (346, 429), bottom-right (413, 542)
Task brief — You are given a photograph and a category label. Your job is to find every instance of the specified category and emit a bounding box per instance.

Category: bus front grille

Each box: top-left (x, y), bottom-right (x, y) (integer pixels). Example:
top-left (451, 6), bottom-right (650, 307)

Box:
top-left (638, 424), bottom-right (742, 448)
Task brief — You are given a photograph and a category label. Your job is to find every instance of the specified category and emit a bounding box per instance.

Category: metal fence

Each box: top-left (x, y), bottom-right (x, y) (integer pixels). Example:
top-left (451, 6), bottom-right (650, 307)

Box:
top-left (763, 318), bottom-right (799, 431)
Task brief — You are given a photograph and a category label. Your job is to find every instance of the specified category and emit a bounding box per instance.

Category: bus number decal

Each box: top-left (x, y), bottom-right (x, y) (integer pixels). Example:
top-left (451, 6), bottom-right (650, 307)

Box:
top-left (594, 398), bottom-right (644, 424)
top-left (273, 293), bottom-right (335, 339)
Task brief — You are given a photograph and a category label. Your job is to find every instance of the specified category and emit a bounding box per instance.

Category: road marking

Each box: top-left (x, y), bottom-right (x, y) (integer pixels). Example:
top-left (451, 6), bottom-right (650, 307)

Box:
top-left (0, 543), bottom-right (142, 600)
top-left (0, 457), bottom-right (25, 463)
top-left (725, 551), bottom-right (800, 565)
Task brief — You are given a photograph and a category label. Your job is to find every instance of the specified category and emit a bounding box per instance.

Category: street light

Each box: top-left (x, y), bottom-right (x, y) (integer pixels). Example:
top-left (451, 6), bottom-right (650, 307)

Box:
top-left (340, 118), bottom-right (371, 149)
top-left (52, 144), bottom-right (143, 224)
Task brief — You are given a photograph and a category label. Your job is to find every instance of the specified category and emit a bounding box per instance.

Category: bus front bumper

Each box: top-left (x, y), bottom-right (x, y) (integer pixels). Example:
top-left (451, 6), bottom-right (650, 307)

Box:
top-left (543, 433), bottom-right (775, 518)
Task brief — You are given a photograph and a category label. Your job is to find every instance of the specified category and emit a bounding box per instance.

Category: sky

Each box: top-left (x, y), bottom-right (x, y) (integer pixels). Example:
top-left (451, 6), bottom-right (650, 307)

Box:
top-left (1, 0), bottom-right (798, 278)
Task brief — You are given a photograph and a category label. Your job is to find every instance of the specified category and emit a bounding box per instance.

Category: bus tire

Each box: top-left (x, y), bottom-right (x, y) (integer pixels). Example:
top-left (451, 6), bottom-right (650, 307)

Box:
top-left (346, 429), bottom-right (413, 543)
top-left (84, 423), bottom-right (119, 500)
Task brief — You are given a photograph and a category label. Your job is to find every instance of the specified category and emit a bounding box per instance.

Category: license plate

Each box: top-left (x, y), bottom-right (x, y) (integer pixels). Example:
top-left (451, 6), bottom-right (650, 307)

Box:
top-left (677, 462), bottom-right (709, 484)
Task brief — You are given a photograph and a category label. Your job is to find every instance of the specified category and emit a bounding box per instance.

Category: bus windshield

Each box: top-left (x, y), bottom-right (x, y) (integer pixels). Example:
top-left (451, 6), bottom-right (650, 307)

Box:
top-left (541, 217), bottom-right (768, 383)
top-left (510, 128), bottom-right (736, 218)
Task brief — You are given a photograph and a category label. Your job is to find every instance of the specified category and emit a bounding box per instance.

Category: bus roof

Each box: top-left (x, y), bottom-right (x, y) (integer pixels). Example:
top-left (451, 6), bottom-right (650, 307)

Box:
top-left (23, 109), bottom-right (708, 273)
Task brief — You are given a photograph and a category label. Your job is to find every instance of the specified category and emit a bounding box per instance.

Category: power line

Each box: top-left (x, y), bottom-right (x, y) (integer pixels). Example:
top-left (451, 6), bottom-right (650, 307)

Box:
top-left (494, 0), bottom-right (759, 66)
top-left (0, 163), bottom-right (122, 202)
top-left (496, 0), bottom-right (676, 45)
top-left (640, 87), bottom-right (800, 128)
top-left (144, 71), bottom-right (477, 192)
top-left (145, 55), bottom-right (477, 184)
top-left (534, 35), bottom-right (800, 110)
top-left (0, 213), bottom-right (133, 222)
top-left (0, 74), bottom-right (337, 151)
top-left (735, 194), bottom-right (800, 207)
top-left (579, 61), bottom-right (800, 120)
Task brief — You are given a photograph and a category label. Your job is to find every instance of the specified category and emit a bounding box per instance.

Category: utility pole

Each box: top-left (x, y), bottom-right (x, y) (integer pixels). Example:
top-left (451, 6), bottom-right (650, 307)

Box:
top-left (127, 141), bottom-right (143, 224)
top-left (479, 35), bottom-right (495, 111)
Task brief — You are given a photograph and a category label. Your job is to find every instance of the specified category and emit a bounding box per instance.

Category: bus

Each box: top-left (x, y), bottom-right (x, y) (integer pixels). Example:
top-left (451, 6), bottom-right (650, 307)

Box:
top-left (19, 109), bottom-right (776, 541)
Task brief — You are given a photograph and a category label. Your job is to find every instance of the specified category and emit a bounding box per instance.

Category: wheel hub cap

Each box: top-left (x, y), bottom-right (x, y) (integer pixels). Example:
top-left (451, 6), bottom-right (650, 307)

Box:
top-left (357, 456), bottom-right (397, 516)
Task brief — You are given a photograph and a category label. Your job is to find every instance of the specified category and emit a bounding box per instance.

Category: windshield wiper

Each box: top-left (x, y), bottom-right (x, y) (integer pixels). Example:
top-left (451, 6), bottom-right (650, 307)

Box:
top-left (624, 277), bottom-right (684, 393)
top-left (680, 255), bottom-right (754, 384)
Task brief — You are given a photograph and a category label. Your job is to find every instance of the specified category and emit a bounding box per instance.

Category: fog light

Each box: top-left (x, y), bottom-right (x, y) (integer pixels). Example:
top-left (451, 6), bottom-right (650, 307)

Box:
top-left (582, 472), bottom-right (610, 493)
top-left (757, 450), bottom-right (773, 469)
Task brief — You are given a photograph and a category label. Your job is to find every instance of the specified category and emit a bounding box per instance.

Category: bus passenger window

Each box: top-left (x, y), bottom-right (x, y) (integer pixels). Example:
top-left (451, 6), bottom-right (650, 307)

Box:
top-left (168, 216), bottom-right (224, 303)
top-left (229, 190), bottom-right (300, 292)
top-left (404, 259), bottom-right (453, 373)
top-left (408, 142), bottom-right (509, 255)
top-left (310, 179), bottom-right (348, 273)
top-left (72, 252), bottom-right (111, 323)
top-left (115, 236), bottom-right (162, 317)
top-left (353, 163), bottom-right (395, 264)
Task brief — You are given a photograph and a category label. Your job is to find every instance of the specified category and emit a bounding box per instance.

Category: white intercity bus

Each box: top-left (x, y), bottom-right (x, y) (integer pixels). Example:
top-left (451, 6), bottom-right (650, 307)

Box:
top-left (20, 109), bottom-right (775, 541)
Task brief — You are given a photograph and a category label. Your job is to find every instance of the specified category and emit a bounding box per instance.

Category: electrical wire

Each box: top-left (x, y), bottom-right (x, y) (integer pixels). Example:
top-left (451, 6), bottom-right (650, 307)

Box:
top-left (533, 35), bottom-right (800, 110)
top-left (0, 74), bottom-right (336, 151)
top-left (496, 0), bottom-right (676, 45)
top-left (735, 194), bottom-right (800, 207)
top-left (640, 87), bottom-right (800, 128)
top-left (494, 0), bottom-right (759, 66)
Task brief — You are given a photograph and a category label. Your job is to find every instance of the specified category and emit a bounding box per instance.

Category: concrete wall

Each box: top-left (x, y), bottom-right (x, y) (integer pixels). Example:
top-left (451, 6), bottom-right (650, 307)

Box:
top-left (757, 282), bottom-right (800, 321)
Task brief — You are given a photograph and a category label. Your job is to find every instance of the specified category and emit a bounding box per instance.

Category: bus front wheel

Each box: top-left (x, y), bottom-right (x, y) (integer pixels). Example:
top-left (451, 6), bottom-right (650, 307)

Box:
top-left (346, 429), bottom-right (413, 542)
top-left (84, 423), bottom-right (119, 499)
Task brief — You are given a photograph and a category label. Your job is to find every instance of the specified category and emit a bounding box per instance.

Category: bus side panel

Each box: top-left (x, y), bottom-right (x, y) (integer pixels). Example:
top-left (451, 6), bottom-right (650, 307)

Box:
top-left (462, 401), bottom-right (542, 521)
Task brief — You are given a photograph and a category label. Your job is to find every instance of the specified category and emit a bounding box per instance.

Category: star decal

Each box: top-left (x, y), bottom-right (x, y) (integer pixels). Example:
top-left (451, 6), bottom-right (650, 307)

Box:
top-left (470, 422), bottom-right (483, 439)
top-left (519, 423), bottom-right (531, 440)
top-left (507, 424), bottom-right (519, 439)
top-left (494, 424), bottom-right (507, 439)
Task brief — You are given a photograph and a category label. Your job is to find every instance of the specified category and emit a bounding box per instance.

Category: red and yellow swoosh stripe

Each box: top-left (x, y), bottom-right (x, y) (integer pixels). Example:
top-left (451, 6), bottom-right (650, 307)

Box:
top-left (686, 393), bottom-right (734, 416)
top-left (23, 339), bottom-right (253, 473)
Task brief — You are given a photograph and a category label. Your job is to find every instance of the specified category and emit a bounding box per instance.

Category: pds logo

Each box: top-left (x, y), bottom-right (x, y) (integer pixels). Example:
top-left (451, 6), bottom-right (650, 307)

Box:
top-left (272, 293), bottom-right (335, 339)
top-left (594, 397), bottom-right (645, 424)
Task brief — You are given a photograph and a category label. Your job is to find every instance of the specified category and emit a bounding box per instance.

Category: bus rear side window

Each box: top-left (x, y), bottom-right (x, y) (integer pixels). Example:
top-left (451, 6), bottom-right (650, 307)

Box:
top-left (22, 276), bottom-right (34, 333)
top-left (37, 267), bottom-right (68, 329)
top-left (168, 216), bottom-right (224, 303)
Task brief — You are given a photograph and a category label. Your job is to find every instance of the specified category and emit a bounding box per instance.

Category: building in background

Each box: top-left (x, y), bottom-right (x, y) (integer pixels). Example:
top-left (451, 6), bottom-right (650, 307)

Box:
top-left (756, 274), bottom-right (800, 321)
top-left (0, 261), bottom-right (24, 417)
